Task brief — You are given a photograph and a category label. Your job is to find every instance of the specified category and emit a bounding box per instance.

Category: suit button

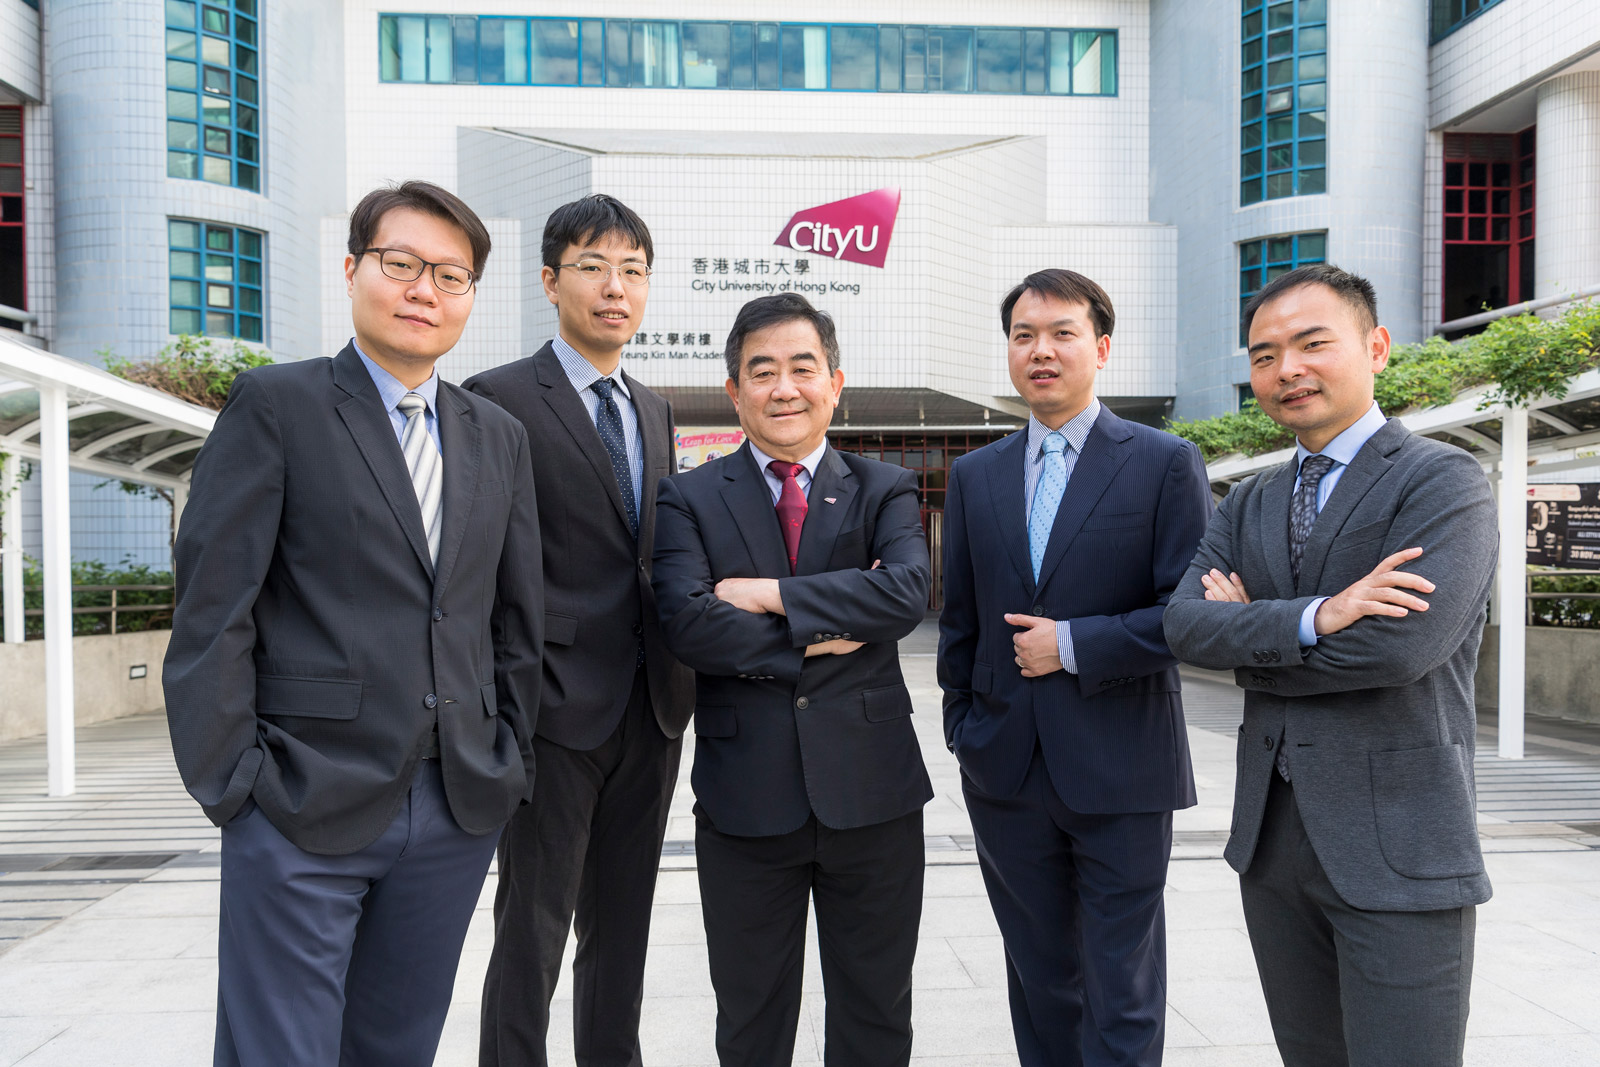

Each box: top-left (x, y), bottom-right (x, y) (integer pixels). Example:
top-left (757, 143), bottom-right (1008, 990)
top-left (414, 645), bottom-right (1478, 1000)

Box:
top-left (433, 608), bottom-right (444, 622)
top-left (1252, 652), bottom-right (1261, 662)
top-left (842, 633), bottom-right (851, 640)
top-left (796, 697), bottom-right (810, 710)
top-left (1032, 604), bottom-right (1045, 616)
top-left (815, 633), bottom-right (824, 641)
top-left (1271, 650), bottom-right (1281, 662)
top-left (425, 693), bottom-right (439, 710)
top-left (632, 622), bottom-right (643, 636)
top-left (1264, 735), bottom-right (1274, 749)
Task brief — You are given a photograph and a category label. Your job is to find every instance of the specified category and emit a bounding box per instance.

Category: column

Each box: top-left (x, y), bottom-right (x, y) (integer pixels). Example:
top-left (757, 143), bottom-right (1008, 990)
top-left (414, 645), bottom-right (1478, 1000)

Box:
top-left (39, 385), bottom-right (75, 796)
top-left (1496, 406), bottom-right (1527, 760)
top-left (1535, 72), bottom-right (1600, 299)
top-left (2, 453), bottom-right (22, 644)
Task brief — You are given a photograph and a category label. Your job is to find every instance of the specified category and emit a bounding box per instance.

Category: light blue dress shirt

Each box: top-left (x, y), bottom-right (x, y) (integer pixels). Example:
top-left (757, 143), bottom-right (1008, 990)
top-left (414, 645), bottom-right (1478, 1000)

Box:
top-left (748, 439), bottom-right (827, 504)
top-left (354, 340), bottom-right (441, 454)
top-left (1294, 401), bottom-right (1389, 646)
top-left (1021, 398), bottom-right (1101, 675)
top-left (553, 336), bottom-right (643, 516)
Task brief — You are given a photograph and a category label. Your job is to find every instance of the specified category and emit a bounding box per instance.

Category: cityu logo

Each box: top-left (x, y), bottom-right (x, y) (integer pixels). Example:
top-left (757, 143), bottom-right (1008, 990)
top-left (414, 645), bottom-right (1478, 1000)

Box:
top-left (774, 188), bottom-right (901, 269)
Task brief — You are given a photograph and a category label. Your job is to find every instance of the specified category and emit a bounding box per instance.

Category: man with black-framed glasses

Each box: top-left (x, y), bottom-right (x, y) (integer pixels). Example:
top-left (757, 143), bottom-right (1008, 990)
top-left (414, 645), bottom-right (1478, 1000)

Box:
top-left (465, 194), bottom-right (693, 1067)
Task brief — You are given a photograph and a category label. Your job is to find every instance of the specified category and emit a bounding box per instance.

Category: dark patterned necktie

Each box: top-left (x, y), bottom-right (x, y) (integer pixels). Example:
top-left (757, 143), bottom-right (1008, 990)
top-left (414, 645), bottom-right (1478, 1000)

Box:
top-left (590, 378), bottom-right (638, 539)
top-left (1289, 454), bottom-right (1336, 586)
top-left (769, 460), bottom-right (808, 573)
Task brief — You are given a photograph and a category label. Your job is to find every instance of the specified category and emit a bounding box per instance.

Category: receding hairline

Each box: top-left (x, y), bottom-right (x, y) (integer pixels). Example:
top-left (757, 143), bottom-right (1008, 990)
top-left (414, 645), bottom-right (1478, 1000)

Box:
top-left (1251, 279), bottom-right (1377, 335)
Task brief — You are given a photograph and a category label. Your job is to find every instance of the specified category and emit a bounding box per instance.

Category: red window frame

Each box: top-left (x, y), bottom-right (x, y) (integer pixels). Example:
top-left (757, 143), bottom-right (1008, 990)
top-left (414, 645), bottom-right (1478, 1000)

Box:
top-left (1442, 127), bottom-right (1534, 316)
top-left (0, 105), bottom-right (24, 312)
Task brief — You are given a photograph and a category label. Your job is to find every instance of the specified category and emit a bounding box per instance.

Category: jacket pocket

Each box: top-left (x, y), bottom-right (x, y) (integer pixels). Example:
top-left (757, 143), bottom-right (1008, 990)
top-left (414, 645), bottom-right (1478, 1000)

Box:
top-left (545, 612), bottom-right (578, 646)
top-left (480, 681), bottom-right (497, 717)
top-left (972, 662), bottom-right (993, 696)
top-left (694, 704), bottom-right (736, 738)
top-left (256, 675), bottom-right (362, 720)
top-left (863, 685), bottom-right (913, 722)
top-left (1370, 744), bottom-right (1484, 879)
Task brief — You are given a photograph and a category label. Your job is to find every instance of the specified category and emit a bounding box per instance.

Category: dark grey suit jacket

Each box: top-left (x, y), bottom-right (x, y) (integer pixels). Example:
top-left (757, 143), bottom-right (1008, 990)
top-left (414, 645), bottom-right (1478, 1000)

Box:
top-left (1164, 419), bottom-right (1497, 911)
top-left (652, 443), bottom-right (934, 837)
top-left (164, 344), bottom-right (544, 855)
top-left (463, 343), bottom-right (693, 749)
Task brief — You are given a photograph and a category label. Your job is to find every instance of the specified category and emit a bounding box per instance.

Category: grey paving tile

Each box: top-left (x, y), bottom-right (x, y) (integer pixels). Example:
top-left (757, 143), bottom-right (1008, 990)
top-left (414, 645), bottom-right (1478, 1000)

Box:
top-left (0, 1017), bottom-right (67, 1067)
top-left (1463, 1033), bottom-right (1600, 1064)
top-left (3, 915), bottom-right (214, 964)
top-left (1466, 977), bottom-right (1587, 1037)
top-left (7, 1012), bottom-right (214, 1067)
top-left (71, 882), bottom-right (218, 920)
top-left (0, 957), bottom-right (215, 1017)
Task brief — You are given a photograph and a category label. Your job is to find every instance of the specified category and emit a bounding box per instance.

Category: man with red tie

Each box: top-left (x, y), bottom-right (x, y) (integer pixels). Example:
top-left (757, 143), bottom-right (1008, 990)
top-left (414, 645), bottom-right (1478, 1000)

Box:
top-left (652, 293), bottom-right (934, 1066)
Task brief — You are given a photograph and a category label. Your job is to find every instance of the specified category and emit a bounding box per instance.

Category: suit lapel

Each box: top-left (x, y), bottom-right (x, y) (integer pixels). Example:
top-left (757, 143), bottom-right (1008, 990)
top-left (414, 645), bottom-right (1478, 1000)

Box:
top-left (983, 432), bottom-right (1034, 590)
top-left (534, 344), bottom-right (634, 535)
top-left (794, 446), bottom-right (857, 575)
top-left (1296, 419), bottom-right (1406, 594)
top-left (720, 444), bottom-right (792, 578)
top-left (628, 371), bottom-right (671, 551)
top-left (1260, 460), bottom-right (1297, 600)
top-left (431, 384), bottom-right (480, 595)
top-left (1035, 407), bottom-right (1133, 591)
top-left (332, 345), bottom-right (434, 578)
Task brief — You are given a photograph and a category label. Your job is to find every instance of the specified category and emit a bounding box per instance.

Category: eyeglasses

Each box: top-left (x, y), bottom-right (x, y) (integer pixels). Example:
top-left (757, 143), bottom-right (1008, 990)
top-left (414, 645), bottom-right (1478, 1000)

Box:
top-left (359, 248), bottom-right (478, 295)
top-left (557, 258), bottom-right (652, 287)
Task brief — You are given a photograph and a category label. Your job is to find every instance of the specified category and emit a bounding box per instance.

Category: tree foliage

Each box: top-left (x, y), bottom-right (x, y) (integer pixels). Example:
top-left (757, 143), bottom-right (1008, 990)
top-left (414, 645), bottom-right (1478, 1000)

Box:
top-left (102, 334), bottom-right (271, 411)
top-left (1166, 301), bottom-right (1600, 460)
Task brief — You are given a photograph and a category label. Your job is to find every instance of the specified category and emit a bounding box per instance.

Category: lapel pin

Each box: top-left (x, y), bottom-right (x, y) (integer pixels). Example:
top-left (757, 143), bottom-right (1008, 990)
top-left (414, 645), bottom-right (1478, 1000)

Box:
top-left (824, 497), bottom-right (837, 504)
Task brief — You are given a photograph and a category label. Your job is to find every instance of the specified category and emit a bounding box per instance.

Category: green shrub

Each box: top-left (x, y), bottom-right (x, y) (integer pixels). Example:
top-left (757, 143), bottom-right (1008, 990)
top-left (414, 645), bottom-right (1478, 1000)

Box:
top-left (0, 558), bottom-right (175, 640)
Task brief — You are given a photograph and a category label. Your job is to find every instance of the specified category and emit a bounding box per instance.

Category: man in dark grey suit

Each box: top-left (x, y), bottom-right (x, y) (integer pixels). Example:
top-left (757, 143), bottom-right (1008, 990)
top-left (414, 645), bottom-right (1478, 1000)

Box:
top-left (466, 195), bottom-right (693, 1067)
top-left (1165, 264), bottom-right (1497, 1067)
top-left (164, 181), bottom-right (543, 1066)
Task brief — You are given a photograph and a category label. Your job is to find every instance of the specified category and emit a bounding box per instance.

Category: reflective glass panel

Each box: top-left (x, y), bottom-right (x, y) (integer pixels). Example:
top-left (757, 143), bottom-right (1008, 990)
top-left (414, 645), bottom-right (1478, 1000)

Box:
top-left (975, 29), bottom-right (1022, 93)
top-left (831, 25), bottom-right (877, 90)
top-left (683, 22), bottom-right (732, 88)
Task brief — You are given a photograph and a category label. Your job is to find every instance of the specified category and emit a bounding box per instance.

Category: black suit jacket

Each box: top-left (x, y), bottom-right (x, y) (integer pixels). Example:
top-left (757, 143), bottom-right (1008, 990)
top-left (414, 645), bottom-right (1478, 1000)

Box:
top-left (652, 442), bottom-right (934, 837)
top-left (164, 344), bottom-right (544, 855)
top-left (939, 406), bottom-right (1212, 813)
top-left (463, 343), bottom-right (693, 749)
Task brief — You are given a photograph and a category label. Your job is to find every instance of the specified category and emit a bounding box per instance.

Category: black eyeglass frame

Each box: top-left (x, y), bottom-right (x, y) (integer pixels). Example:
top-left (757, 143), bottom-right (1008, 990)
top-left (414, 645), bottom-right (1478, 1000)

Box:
top-left (358, 247), bottom-right (479, 295)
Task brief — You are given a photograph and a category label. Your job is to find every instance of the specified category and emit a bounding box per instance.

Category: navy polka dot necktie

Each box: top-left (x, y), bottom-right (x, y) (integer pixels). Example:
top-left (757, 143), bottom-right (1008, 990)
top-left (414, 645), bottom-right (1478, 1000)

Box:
top-left (590, 378), bottom-right (638, 539)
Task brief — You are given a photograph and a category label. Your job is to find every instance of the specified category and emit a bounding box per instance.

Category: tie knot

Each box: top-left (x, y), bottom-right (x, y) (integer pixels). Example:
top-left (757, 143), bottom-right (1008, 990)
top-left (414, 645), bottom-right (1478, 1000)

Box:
top-left (1042, 431), bottom-right (1067, 457)
top-left (768, 460), bottom-right (804, 481)
top-left (590, 377), bottom-right (615, 401)
top-left (1300, 454), bottom-right (1335, 486)
top-left (397, 392), bottom-right (427, 419)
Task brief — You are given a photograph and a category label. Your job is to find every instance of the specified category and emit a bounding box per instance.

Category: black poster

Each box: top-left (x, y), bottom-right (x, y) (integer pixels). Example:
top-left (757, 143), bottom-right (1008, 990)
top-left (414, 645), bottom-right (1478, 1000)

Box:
top-left (1527, 484), bottom-right (1600, 567)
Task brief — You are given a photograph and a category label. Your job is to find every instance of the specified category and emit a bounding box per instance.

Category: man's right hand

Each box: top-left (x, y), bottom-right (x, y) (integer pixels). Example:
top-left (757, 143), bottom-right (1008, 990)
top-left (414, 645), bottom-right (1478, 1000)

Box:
top-left (804, 639), bottom-right (865, 658)
top-left (1313, 546), bottom-right (1434, 637)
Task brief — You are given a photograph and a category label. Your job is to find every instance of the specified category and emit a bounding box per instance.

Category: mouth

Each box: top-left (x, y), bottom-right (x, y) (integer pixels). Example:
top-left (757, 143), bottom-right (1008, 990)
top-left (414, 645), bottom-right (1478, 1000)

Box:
top-left (596, 309), bottom-right (630, 325)
top-left (1028, 369), bottom-right (1059, 382)
top-left (768, 409), bottom-right (807, 420)
top-left (1278, 387), bottom-right (1320, 406)
top-left (397, 314), bottom-right (436, 328)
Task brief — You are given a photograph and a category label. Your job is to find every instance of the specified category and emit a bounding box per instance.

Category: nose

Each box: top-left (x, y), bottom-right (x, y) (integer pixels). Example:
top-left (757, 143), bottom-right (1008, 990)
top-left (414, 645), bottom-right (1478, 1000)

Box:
top-left (601, 267), bottom-right (626, 299)
top-left (1277, 349), bottom-right (1306, 381)
top-left (405, 269), bottom-right (440, 305)
top-left (771, 372), bottom-right (801, 400)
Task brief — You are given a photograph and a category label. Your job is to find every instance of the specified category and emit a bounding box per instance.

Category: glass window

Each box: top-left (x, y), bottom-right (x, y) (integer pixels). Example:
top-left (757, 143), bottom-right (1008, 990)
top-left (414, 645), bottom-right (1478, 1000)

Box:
top-left (830, 25), bottom-right (877, 90)
top-left (903, 27), bottom-right (926, 91)
top-left (878, 26), bottom-right (901, 91)
top-left (1048, 29), bottom-right (1073, 94)
top-left (632, 22), bottom-right (680, 88)
top-left (168, 0), bottom-right (261, 191)
top-left (454, 16), bottom-right (479, 83)
top-left (580, 20), bottom-right (603, 85)
top-left (683, 22), bottom-right (732, 88)
top-left (170, 219), bottom-right (265, 340)
top-left (781, 25), bottom-right (827, 89)
top-left (1024, 30), bottom-right (1047, 94)
top-left (730, 23), bottom-right (754, 88)
top-left (928, 28), bottom-right (972, 92)
top-left (755, 23), bottom-right (780, 89)
top-left (976, 29), bottom-right (1023, 94)
top-left (1072, 31), bottom-right (1114, 95)
top-left (1241, 0), bottom-right (1323, 205)
top-left (1238, 231), bottom-right (1326, 344)
top-left (606, 20), bottom-right (630, 85)
top-left (531, 19), bottom-right (580, 85)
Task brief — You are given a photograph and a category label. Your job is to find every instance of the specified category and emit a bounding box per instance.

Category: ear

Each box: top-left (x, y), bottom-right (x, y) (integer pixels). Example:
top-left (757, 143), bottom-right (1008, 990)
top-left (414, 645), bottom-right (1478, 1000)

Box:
top-left (1095, 331), bottom-right (1111, 369)
top-left (829, 368), bottom-right (845, 402)
top-left (343, 253), bottom-right (357, 296)
top-left (723, 377), bottom-right (739, 410)
top-left (541, 265), bottom-right (560, 307)
top-left (1369, 324), bottom-right (1392, 374)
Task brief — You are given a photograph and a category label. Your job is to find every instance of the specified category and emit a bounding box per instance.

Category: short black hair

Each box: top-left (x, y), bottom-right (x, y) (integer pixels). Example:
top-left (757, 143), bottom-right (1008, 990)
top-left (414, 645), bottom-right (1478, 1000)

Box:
top-left (348, 180), bottom-right (491, 276)
top-left (1000, 269), bottom-right (1115, 338)
top-left (1242, 262), bottom-right (1378, 340)
top-left (723, 293), bottom-right (841, 381)
top-left (541, 194), bottom-right (654, 270)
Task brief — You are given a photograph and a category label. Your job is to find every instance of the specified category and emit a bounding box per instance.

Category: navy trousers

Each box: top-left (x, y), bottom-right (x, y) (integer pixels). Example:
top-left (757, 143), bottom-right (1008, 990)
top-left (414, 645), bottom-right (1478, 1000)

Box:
top-left (215, 759), bottom-right (501, 1067)
top-left (963, 750), bottom-right (1173, 1067)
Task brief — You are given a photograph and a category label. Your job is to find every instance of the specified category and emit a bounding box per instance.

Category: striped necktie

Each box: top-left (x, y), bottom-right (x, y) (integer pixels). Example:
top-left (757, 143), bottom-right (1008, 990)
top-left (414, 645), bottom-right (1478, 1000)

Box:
top-left (396, 392), bottom-right (442, 565)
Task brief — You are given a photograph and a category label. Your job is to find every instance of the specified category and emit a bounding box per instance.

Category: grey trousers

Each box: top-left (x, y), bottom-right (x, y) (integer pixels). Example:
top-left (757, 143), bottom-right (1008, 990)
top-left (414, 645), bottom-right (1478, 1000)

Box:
top-left (1240, 773), bottom-right (1475, 1067)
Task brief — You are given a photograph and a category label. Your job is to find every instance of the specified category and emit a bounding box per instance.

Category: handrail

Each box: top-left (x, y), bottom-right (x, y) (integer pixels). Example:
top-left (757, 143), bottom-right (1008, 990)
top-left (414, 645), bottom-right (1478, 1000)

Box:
top-left (1435, 284), bottom-right (1600, 335)
top-left (5, 583), bottom-right (175, 639)
top-left (0, 303), bottom-right (37, 326)
top-left (1525, 569), bottom-right (1600, 627)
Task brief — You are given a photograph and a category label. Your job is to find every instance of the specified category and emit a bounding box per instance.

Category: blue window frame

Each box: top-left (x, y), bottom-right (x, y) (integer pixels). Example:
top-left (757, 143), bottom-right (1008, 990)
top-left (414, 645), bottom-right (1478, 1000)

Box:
top-left (169, 219), bottom-right (265, 342)
top-left (1241, 0), bottom-right (1325, 206)
top-left (1431, 0), bottom-right (1506, 42)
top-left (165, 0), bottom-right (261, 192)
top-left (377, 16), bottom-right (1118, 96)
top-left (1238, 231), bottom-right (1325, 345)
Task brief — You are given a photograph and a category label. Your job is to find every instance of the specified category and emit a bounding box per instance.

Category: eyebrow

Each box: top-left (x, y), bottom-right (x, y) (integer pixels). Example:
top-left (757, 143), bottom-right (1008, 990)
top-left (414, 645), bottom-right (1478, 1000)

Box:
top-left (743, 351), bottom-right (819, 372)
top-left (1247, 324), bottom-right (1334, 356)
top-left (576, 249), bottom-right (648, 264)
top-left (1011, 317), bottom-right (1081, 333)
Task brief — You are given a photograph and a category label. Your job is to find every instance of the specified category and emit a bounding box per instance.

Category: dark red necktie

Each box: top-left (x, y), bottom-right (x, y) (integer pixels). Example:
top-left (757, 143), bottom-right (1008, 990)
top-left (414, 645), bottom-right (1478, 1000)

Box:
top-left (768, 460), bottom-right (808, 573)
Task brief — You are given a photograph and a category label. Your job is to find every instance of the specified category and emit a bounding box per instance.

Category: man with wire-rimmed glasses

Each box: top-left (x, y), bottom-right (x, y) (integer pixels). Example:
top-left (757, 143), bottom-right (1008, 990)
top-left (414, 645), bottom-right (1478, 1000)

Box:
top-left (465, 194), bottom-right (694, 1067)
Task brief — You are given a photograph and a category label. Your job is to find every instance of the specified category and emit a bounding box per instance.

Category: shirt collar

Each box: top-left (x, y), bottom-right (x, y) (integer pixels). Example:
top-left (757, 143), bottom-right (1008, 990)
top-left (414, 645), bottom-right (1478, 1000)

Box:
top-left (553, 335), bottom-right (631, 401)
top-left (1296, 401), bottom-right (1387, 471)
top-left (748, 438), bottom-right (828, 481)
top-left (353, 338), bottom-right (439, 416)
top-left (1027, 397), bottom-right (1101, 459)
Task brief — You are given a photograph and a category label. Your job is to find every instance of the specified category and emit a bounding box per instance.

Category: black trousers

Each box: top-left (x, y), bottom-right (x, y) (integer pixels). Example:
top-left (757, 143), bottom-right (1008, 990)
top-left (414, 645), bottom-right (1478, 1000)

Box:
top-left (215, 759), bottom-right (499, 1067)
top-left (479, 669), bottom-right (683, 1067)
top-left (1240, 773), bottom-right (1476, 1067)
top-left (696, 808), bottom-right (925, 1067)
top-left (963, 752), bottom-right (1173, 1067)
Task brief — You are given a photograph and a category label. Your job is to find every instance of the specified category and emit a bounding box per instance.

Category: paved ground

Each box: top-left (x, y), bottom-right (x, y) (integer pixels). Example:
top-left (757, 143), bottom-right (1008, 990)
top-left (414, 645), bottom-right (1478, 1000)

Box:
top-left (2, 621), bottom-right (1599, 1065)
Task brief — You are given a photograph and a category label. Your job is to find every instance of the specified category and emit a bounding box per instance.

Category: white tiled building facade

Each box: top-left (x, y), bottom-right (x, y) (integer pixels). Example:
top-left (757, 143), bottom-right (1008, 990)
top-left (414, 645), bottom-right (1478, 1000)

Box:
top-left (1, 0), bottom-right (1595, 557)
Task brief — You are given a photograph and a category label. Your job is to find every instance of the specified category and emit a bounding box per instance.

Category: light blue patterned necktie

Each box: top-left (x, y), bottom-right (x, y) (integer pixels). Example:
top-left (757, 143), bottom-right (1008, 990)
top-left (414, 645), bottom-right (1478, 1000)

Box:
top-left (1029, 431), bottom-right (1068, 583)
top-left (396, 392), bottom-right (442, 566)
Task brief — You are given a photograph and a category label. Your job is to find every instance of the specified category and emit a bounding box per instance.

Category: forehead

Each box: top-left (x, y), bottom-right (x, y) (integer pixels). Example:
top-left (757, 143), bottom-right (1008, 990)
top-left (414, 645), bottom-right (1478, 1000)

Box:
top-left (741, 318), bottom-right (824, 367)
top-left (371, 206), bottom-right (473, 262)
top-left (562, 230), bottom-right (647, 261)
top-left (1010, 290), bottom-right (1092, 327)
top-left (1250, 282), bottom-right (1362, 338)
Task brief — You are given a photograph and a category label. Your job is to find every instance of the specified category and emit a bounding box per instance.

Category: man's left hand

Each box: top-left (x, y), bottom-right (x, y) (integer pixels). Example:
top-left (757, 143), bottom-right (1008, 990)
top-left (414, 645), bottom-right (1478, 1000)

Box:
top-left (714, 577), bottom-right (785, 615)
top-left (1004, 613), bottom-right (1062, 678)
top-left (1201, 568), bottom-right (1251, 604)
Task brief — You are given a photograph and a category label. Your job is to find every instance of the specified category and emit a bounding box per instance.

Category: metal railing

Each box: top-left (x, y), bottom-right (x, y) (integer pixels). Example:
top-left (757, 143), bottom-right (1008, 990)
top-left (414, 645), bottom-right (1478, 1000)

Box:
top-left (0, 303), bottom-right (37, 326)
top-left (1435, 283), bottom-right (1600, 335)
top-left (1526, 569), bottom-right (1600, 627)
top-left (13, 584), bottom-right (175, 638)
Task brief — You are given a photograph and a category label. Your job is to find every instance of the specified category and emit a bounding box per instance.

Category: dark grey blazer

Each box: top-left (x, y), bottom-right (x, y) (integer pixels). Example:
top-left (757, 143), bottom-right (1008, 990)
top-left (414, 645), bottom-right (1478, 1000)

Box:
top-left (652, 443), bottom-right (934, 837)
top-left (463, 343), bottom-right (693, 749)
top-left (164, 344), bottom-right (544, 855)
top-left (1164, 418), bottom-right (1497, 911)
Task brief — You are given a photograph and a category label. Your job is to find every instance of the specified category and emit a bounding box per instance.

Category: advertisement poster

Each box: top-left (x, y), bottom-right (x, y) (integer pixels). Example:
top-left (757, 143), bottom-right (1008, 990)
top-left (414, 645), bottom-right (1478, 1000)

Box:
top-left (675, 427), bottom-right (745, 473)
top-left (1526, 483), bottom-right (1600, 566)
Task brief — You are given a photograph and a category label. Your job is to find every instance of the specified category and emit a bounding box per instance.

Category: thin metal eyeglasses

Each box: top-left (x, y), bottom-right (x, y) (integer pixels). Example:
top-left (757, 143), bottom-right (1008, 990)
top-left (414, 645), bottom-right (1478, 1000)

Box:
top-left (557, 258), bottom-right (653, 287)
top-left (359, 248), bottom-right (478, 295)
